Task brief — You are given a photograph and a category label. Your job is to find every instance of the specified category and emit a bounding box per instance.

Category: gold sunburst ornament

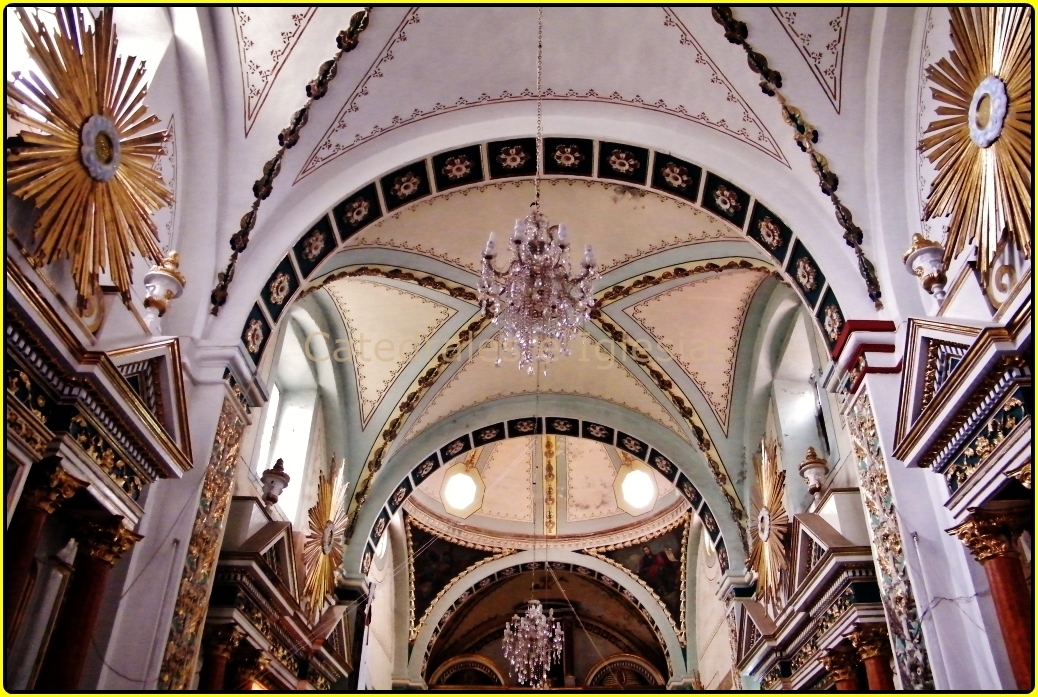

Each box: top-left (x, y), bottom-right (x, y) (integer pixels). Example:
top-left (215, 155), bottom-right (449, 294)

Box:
top-left (302, 464), bottom-right (349, 621)
top-left (920, 7), bottom-right (1032, 280)
top-left (748, 439), bottom-right (789, 613)
top-left (6, 8), bottom-right (173, 308)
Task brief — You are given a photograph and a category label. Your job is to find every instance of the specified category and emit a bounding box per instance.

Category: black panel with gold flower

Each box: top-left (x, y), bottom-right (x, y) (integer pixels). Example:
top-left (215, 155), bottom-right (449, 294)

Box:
top-left (439, 434), bottom-right (472, 463)
top-left (597, 142), bottom-right (649, 185)
top-left (785, 240), bottom-right (825, 307)
top-left (242, 304), bottom-right (272, 362)
top-left (333, 183), bottom-right (382, 242)
top-left (411, 453), bottom-right (441, 487)
top-left (488, 138), bottom-right (537, 179)
top-left (545, 416), bottom-right (579, 436)
top-left (380, 162), bottom-right (430, 211)
top-left (617, 431), bottom-right (648, 460)
top-left (293, 215), bottom-right (336, 278)
top-left (676, 474), bottom-right (702, 509)
top-left (702, 173), bottom-right (750, 228)
top-left (261, 257), bottom-right (300, 322)
top-left (543, 138), bottom-right (593, 177)
top-left (716, 538), bottom-right (729, 573)
top-left (648, 449), bottom-right (677, 482)
top-left (650, 153), bottom-right (703, 204)
top-left (388, 477), bottom-right (414, 514)
top-left (747, 202), bottom-right (792, 263)
top-left (582, 421), bottom-right (615, 444)
top-left (507, 417), bottom-right (542, 438)
top-left (432, 144), bottom-right (484, 191)
top-left (472, 422), bottom-right (506, 446)
top-left (699, 502), bottom-right (720, 541)
top-left (815, 288), bottom-right (845, 352)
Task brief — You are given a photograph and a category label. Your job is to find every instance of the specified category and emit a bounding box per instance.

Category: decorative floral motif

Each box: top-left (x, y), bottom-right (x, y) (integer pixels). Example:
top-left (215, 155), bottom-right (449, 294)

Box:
top-left (608, 150), bottom-right (641, 174)
top-left (498, 145), bottom-right (530, 169)
top-left (653, 455), bottom-right (674, 475)
top-left (343, 196), bottom-right (371, 226)
top-left (586, 424), bottom-right (609, 439)
top-left (551, 419), bottom-right (573, 432)
top-left (660, 162), bottom-right (691, 190)
top-left (823, 304), bottom-right (844, 342)
top-left (552, 144), bottom-right (584, 168)
top-left (713, 185), bottom-right (741, 215)
top-left (301, 228), bottom-right (326, 261)
top-left (391, 172), bottom-right (422, 199)
top-left (621, 436), bottom-right (644, 453)
top-left (795, 257), bottom-right (818, 291)
top-left (757, 216), bottom-right (783, 249)
top-left (392, 487), bottom-right (408, 506)
top-left (478, 427), bottom-right (499, 441)
top-left (418, 460), bottom-right (436, 477)
top-left (514, 420), bottom-right (536, 433)
top-left (444, 439), bottom-right (466, 457)
top-left (441, 155), bottom-right (473, 180)
top-left (244, 319), bottom-right (265, 354)
top-left (269, 272), bottom-right (291, 305)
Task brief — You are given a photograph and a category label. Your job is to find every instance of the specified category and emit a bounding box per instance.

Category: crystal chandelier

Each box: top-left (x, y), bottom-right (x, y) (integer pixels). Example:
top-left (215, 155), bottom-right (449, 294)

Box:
top-left (478, 8), bottom-right (597, 374)
top-left (502, 599), bottom-right (564, 688)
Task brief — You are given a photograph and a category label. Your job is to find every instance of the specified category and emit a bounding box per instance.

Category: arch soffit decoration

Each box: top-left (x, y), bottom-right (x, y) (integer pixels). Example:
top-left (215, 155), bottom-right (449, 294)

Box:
top-left (585, 653), bottom-right (666, 687)
top-left (428, 654), bottom-right (507, 686)
top-left (407, 549), bottom-right (684, 683)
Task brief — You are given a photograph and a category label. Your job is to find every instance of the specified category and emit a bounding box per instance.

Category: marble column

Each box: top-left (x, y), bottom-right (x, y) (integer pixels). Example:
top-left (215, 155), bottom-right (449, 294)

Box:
top-left (199, 625), bottom-right (245, 691)
top-left (819, 649), bottom-right (859, 690)
top-left (948, 502), bottom-right (1032, 690)
top-left (5, 457), bottom-right (87, 640)
top-left (35, 516), bottom-right (142, 691)
top-left (848, 624), bottom-right (895, 690)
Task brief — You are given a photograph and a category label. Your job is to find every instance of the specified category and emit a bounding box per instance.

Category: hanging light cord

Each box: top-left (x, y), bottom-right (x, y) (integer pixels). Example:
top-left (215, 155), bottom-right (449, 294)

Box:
top-left (533, 6), bottom-right (544, 210)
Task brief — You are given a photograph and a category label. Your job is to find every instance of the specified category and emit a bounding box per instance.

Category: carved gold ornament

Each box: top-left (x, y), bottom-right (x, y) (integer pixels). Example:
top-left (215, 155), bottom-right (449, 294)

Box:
top-left (302, 464), bottom-right (349, 621)
top-left (748, 439), bottom-right (789, 613)
top-left (920, 7), bottom-right (1032, 280)
top-left (6, 8), bottom-right (173, 308)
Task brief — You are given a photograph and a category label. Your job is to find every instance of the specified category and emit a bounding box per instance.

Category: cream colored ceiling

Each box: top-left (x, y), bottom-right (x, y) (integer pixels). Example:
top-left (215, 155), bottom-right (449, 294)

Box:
top-left (478, 437), bottom-right (535, 523)
top-left (565, 437), bottom-right (622, 522)
top-left (349, 180), bottom-right (742, 276)
top-left (625, 267), bottom-right (769, 433)
top-left (324, 277), bottom-right (456, 428)
top-left (401, 330), bottom-right (689, 446)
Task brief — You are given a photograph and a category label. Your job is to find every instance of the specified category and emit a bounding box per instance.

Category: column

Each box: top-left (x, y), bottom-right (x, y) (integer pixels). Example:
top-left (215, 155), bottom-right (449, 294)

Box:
top-left (948, 502), bottom-right (1032, 690)
top-left (819, 649), bottom-right (859, 690)
top-left (5, 457), bottom-right (87, 639)
top-left (199, 625), bottom-right (245, 691)
top-left (848, 625), bottom-right (895, 690)
top-left (35, 516), bottom-right (142, 691)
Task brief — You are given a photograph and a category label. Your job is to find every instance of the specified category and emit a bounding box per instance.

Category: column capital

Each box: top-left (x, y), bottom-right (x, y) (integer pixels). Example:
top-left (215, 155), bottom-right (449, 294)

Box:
top-left (847, 624), bottom-right (891, 660)
top-left (818, 649), bottom-right (857, 682)
top-left (21, 456), bottom-right (89, 514)
top-left (204, 624), bottom-right (247, 660)
top-left (947, 502), bottom-right (1030, 563)
top-left (74, 516), bottom-right (143, 565)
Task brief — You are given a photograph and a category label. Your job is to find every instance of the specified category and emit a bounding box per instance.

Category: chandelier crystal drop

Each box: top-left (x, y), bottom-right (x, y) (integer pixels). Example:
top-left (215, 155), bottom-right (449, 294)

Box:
top-left (502, 600), bottom-right (564, 688)
top-left (479, 211), bottom-right (598, 373)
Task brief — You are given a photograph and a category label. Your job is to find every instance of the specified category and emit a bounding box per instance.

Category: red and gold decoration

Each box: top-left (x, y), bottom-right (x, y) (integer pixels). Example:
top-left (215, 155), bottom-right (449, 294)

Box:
top-left (6, 8), bottom-right (173, 308)
top-left (748, 439), bottom-right (789, 613)
top-left (920, 7), bottom-right (1032, 280)
top-left (302, 464), bottom-right (348, 620)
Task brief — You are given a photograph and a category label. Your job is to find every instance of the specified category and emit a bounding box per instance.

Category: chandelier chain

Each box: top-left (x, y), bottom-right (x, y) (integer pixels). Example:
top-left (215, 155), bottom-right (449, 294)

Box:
top-left (535, 6), bottom-right (543, 208)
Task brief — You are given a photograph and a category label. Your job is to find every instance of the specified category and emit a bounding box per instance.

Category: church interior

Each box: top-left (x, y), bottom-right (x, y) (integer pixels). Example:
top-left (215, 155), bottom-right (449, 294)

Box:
top-left (3, 5), bottom-right (1033, 691)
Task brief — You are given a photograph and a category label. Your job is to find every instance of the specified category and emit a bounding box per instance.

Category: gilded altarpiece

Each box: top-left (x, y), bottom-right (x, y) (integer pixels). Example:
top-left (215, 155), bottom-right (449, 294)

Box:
top-left (158, 396), bottom-right (246, 689)
top-left (847, 391), bottom-right (934, 689)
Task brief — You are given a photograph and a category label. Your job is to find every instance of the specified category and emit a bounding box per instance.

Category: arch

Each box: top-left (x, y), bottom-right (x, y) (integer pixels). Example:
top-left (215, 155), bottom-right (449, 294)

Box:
top-left (405, 549), bottom-right (686, 685)
top-left (348, 397), bottom-right (742, 579)
top-left (585, 653), bottom-right (665, 687)
top-left (428, 654), bottom-right (506, 686)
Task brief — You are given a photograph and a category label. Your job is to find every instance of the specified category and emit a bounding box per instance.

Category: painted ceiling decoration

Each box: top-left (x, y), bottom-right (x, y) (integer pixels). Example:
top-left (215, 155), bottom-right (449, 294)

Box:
top-left (405, 514), bottom-right (513, 642)
top-left (6, 7), bottom-right (173, 308)
top-left (771, 7), bottom-right (849, 113)
top-left (919, 6), bottom-right (1032, 292)
top-left (565, 437), bottom-right (623, 522)
top-left (584, 513), bottom-right (691, 645)
top-left (626, 267), bottom-right (769, 433)
top-left (210, 8), bottom-right (371, 315)
top-left (297, 7), bottom-right (787, 182)
top-left (324, 277), bottom-right (457, 428)
top-left (233, 7), bottom-right (318, 136)
top-left (468, 437), bottom-right (535, 522)
top-left (400, 330), bottom-right (691, 446)
top-left (711, 6), bottom-right (883, 310)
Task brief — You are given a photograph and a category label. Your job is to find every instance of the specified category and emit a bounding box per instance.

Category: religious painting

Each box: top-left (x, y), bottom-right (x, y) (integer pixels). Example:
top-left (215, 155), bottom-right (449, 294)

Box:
top-left (590, 516), bottom-right (689, 624)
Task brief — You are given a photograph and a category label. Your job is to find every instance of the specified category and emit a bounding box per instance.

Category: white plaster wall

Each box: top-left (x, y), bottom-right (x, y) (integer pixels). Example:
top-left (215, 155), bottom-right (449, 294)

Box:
top-left (360, 535), bottom-right (396, 690)
top-left (695, 532), bottom-right (733, 689)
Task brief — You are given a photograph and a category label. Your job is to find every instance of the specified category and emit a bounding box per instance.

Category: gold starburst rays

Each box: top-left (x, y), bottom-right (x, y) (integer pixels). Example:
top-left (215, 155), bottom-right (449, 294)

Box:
top-left (748, 439), bottom-right (789, 613)
top-left (6, 7), bottom-right (173, 308)
top-left (302, 463), bottom-right (349, 621)
top-left (920, 7), bottom-right (1032, 278)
